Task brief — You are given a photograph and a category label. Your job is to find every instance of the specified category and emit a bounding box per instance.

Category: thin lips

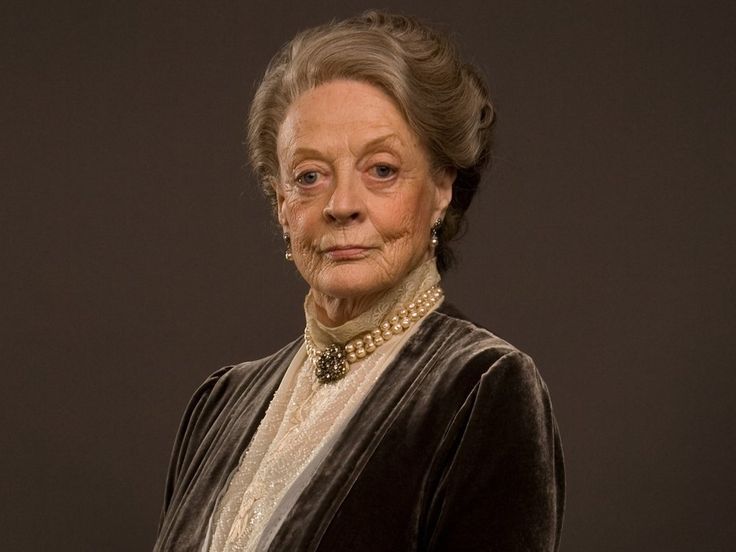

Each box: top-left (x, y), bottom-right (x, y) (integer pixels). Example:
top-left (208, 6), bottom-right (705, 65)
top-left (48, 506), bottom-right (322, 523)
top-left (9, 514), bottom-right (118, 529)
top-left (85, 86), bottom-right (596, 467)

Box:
top-left (324, 244), bottom-right (371, 252)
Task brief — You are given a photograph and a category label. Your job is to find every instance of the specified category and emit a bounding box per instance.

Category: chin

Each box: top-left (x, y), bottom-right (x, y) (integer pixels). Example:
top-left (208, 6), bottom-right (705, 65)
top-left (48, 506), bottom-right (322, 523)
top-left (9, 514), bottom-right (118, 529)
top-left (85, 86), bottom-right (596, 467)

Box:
top-left (312, 263), bottom-right (393, 300)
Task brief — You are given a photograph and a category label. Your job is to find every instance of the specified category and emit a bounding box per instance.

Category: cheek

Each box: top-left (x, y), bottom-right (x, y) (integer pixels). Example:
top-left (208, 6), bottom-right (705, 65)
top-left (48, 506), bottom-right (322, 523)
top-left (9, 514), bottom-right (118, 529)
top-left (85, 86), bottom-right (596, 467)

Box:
top-left (283, 198), bottom-right (314, 238)
top-left (374, 193), bottom-right (432, 242)
top-left (282, 200), bottom-right (322, 274)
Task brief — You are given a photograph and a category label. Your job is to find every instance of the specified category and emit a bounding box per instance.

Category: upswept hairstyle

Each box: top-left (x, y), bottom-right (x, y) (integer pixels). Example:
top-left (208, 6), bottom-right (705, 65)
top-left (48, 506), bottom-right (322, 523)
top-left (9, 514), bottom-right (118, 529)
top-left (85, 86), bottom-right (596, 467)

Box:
top-left (248, 10), bottom-right (495, 271)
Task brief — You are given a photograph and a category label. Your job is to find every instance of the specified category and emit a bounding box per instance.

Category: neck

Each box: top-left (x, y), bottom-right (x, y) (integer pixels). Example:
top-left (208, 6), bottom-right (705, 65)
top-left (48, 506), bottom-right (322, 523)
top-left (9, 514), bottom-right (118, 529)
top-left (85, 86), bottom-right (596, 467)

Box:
top-left (310, 290), bottom-right (383, 327)
top-left (304, 258), bottom-right (441, 347)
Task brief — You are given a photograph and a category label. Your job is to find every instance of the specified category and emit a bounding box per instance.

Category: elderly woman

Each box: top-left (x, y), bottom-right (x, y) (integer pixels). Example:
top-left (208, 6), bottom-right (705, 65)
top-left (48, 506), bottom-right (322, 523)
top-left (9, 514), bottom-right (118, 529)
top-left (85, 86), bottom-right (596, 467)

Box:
top-left (154, 11), bottom-right (564, 552)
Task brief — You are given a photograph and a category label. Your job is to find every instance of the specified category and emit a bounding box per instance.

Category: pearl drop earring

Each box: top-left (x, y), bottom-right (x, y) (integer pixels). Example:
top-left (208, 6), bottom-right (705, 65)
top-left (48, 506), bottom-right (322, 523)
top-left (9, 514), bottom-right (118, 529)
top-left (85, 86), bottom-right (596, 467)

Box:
top-left (430, 219), bottom-right (442, 247)
top-left (283, 233), bottom-right (293, 261)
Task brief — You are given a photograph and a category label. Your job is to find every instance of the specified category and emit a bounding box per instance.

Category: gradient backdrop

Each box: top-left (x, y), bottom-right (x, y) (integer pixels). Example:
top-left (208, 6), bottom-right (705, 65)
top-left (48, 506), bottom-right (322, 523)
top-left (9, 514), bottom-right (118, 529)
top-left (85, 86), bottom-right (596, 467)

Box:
top-left (4, 1), bottom-right (735, 550)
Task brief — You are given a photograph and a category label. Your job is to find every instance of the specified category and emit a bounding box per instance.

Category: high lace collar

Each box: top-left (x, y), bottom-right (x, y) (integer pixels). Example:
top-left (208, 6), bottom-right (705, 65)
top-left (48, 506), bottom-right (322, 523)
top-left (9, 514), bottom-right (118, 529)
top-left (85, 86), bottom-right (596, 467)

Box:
top-left (304, 258), bottom-right (441, 349)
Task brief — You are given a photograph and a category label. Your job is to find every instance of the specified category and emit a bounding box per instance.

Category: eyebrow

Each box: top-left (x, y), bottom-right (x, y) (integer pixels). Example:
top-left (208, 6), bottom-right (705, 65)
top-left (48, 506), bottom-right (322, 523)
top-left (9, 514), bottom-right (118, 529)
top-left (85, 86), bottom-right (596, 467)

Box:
top-left (289, 133), bottom-right (407, 161)
top-left (361, 133), bottom-right (406, 151)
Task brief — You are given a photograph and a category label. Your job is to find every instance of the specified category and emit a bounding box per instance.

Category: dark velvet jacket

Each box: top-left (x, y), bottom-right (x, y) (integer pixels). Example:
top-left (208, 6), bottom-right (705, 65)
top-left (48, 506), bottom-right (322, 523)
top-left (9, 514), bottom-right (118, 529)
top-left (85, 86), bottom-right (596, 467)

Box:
top-left (154, 304), bottom-right (565, 551)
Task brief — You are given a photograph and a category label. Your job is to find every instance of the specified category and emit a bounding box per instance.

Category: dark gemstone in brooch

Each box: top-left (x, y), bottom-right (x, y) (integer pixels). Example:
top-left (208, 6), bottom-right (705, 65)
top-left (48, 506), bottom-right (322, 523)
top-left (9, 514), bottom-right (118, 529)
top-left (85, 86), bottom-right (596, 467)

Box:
top-left (314, 343), bottom-right (348, 383)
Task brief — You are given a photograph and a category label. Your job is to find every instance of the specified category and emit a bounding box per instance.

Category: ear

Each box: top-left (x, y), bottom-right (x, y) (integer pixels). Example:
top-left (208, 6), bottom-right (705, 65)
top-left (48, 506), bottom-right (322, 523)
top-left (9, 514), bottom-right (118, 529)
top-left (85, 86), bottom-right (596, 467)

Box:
top-left (432, 168), bottom-right (455, 221)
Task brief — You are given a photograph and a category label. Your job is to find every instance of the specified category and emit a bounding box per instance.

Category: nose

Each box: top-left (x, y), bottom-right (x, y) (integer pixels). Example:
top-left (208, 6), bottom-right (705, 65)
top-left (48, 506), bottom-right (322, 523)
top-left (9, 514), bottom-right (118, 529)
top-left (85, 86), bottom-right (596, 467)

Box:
top-left (322, 170), bottom-right (364, 224)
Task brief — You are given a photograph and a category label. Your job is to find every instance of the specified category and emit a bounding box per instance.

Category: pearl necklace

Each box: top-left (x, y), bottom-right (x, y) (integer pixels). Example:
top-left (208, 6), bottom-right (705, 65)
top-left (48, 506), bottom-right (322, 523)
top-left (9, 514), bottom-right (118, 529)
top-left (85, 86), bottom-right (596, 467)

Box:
top-left (304, 285), bottom-right (444, 383)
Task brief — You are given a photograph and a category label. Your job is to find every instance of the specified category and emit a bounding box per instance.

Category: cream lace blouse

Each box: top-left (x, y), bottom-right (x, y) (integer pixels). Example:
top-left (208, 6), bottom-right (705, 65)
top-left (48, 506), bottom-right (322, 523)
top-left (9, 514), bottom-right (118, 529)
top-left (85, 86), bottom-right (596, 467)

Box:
top-left (206, 259), bottom-right (442, 552)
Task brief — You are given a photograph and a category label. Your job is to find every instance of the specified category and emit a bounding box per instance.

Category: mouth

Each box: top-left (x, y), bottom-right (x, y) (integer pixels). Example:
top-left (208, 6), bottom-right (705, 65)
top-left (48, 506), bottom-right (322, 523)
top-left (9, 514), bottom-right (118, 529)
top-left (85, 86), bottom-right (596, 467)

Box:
top-left (323, 245), bottom-right (372, 261)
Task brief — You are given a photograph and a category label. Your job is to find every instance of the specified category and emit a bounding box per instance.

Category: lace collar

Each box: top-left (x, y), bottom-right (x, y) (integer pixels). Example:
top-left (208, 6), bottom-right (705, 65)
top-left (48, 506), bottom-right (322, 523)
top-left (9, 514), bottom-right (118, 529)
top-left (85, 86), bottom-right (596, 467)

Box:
top-left (304, 258), bottom-right (441, 349)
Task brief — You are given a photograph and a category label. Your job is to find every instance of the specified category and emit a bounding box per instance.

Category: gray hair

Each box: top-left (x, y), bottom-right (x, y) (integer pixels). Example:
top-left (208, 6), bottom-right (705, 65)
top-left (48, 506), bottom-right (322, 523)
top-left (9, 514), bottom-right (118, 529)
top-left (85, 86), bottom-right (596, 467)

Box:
top-left (248, 10), bottom-right (495, 271)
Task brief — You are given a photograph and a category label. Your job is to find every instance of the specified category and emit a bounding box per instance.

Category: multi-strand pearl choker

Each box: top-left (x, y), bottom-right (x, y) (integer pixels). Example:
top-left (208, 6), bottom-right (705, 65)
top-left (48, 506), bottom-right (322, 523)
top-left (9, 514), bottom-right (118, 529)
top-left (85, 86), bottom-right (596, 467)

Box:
top-left (304, 284), bottom-right (444, 384)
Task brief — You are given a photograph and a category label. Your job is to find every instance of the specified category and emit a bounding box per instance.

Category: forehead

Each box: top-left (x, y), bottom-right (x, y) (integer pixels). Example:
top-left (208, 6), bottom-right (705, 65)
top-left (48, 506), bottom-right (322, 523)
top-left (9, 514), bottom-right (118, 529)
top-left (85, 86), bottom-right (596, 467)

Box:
top-left (277, 80), bottom-right (418, 155)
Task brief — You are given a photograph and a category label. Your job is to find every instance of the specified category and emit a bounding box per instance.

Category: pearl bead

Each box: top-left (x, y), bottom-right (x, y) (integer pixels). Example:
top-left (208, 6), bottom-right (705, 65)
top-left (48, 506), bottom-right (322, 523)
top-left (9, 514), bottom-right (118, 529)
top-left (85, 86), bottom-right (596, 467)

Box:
top-left (305, 283), bottom-right (442, 383)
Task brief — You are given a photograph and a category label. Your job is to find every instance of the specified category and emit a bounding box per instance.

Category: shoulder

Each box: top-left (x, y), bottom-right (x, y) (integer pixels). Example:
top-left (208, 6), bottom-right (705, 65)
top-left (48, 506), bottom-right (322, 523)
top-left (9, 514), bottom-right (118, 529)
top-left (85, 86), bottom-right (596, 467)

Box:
top-left (424, 303), bottom-right (546, 398)
top-left (185, 337), bottom-right (303, 419)
top-left (431, 301), bottom-right (523, 357)
top-left (173, 338), bottom-right (302, 456)
top-left (161, 338), bottom-right (302, 502)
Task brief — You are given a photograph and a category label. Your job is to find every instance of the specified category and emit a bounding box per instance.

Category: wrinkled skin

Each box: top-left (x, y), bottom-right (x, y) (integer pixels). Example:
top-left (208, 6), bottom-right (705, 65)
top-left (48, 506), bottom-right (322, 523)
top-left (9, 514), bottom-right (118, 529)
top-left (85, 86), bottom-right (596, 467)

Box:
top-left (274, 80), bottom-right (454, 326)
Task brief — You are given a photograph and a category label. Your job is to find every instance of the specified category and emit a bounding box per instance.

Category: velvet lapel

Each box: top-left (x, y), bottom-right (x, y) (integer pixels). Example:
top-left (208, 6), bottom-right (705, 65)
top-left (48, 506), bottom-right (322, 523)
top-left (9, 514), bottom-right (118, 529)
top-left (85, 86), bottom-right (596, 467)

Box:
top-left (264, 306), bottom-right (499, 551)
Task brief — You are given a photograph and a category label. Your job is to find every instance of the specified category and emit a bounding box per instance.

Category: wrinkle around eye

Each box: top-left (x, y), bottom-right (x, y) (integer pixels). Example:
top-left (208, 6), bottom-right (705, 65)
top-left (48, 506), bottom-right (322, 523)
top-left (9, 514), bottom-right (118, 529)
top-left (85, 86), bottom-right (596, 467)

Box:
top-left (294, 168), bottom-right (331, 188)
top-left (296, 170), bottom-right (320, 185)
top-left (367, 164), bottom-right (398, 182)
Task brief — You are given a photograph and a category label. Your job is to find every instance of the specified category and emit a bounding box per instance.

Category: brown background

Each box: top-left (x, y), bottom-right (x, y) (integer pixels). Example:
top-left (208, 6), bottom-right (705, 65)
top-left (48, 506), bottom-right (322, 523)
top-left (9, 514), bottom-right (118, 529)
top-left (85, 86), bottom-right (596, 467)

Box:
top-left (3, 1), bottom-right (735, 550)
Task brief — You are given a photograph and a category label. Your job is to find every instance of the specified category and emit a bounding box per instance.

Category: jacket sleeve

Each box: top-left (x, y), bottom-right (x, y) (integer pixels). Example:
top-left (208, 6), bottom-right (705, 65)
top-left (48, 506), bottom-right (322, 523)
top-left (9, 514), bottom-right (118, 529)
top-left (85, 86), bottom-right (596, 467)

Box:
top-left (156, 366), bottom-right (233, 534)
top-left (426, 351), bottom-right (565, 551)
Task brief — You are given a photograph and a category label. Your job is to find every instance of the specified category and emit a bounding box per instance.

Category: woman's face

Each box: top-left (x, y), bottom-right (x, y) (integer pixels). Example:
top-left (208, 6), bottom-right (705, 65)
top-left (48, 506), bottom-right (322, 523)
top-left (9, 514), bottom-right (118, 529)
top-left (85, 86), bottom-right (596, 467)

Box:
top-left (274, 79), bottom-right (453, 301)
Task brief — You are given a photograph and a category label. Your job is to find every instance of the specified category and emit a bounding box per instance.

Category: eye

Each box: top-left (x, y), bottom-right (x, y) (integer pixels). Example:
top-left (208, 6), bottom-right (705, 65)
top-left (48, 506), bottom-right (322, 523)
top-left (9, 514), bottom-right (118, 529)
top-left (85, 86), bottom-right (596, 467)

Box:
top-left (371, 164), bottom-right (397, 179)
top-left (296, 171), bottom-right (320, 186)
